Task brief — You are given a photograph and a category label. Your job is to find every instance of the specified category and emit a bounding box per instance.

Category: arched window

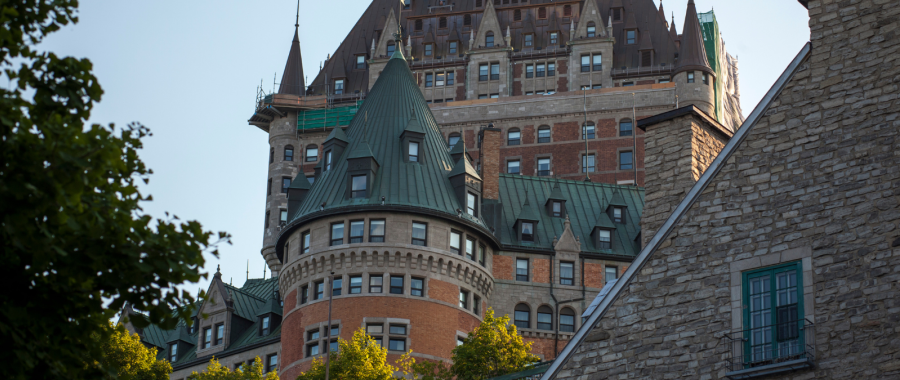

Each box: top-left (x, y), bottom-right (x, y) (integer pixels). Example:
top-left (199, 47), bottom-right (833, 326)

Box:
top-left (485, 32), bottom-right (494, 48)
top-left (537, 306), bottom-right (553, 330)
top-left (514, 304), bottom-right (530, 329)
top-left (582, 122), bottom-right (595, 139)
top-left (448, 132), bottom-right (461, 149)
top-left (284, 145), bottom-right (294, 161)
top-left (415, 19), bottom-right (423, 31)
top-left (386, 41), bottom-right (396, 56)
top-left (507, 128), bottom-right (521, 145)
top-left (563, 4), bottom-right (572, 16)
top-left (559, 308), bottom-right (576, 332)
top-left (305, 144), bottom-right (318, 162)
top-left (537, 126), bottom-right (551, 143)
top-left (587, 22), bottom-right (596, 38)
top-left (439, 17), bottom-right (447, 28)
top-left (514, 9), bottom-right (522, 21)
top-left (619, 119), bottom-right (633, 137)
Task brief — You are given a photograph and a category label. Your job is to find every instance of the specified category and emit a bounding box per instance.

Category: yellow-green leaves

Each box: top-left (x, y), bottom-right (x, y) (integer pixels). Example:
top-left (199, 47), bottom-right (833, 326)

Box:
top-left (296, 328), bottom-right (397, 380)
top-left (99, 324), bottom-right (171, 380)
top-left (188, 357), bottom-right (278, 380)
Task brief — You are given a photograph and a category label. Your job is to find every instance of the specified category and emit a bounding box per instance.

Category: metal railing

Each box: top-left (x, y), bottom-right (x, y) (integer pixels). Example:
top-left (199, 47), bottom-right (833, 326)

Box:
top-left (611, 64), bottom-right (673, 78)
top-left (724, 319), bottom-right (815, 374)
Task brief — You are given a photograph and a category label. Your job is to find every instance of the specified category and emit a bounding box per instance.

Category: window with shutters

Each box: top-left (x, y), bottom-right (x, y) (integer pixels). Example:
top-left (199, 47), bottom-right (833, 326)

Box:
top-left (612, 8), bottom-right (622, 21)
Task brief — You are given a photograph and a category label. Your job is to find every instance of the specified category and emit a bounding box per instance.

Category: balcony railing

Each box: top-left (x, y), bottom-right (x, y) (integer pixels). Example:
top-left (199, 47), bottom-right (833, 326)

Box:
top-left (610, 64), bottom-right (673, 78)
top-left (724, 319), bottom-right (815, 379)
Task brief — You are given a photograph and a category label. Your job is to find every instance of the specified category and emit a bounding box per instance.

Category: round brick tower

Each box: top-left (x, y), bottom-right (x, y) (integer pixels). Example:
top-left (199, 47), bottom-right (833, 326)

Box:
top-left (274, 42), bottom-right (498, 378)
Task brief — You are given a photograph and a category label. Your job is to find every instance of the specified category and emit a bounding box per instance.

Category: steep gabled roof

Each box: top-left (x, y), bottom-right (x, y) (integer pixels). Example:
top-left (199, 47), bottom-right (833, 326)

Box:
top-left (278, 10), bottom-right (305, 96)
top-left (539, 42), bottom-right (813, 380)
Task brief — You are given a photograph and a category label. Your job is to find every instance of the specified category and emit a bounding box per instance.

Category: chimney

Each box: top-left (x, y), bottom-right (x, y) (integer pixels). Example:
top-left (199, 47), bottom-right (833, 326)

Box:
top-left (479, 124), bottom-right (501, 200)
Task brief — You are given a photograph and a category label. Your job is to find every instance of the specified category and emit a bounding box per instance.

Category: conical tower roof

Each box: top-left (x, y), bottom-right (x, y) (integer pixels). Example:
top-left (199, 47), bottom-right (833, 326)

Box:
top-left (608, 188), bottom-right (628, 207)
top-left (669, 15), bottom-right (678, 41)
top-left (675, 0), bottom-right (713, 76)
top-left (286, 38), bottom-right (487, 230)
top-left (658, 0), bottom-right (667, 27)
top-left (516, 194), bottom-right (541, 222)
top-left (278, 11), bottom-right (305, 96)
top-left (547, 181), bottom-right (566, 201)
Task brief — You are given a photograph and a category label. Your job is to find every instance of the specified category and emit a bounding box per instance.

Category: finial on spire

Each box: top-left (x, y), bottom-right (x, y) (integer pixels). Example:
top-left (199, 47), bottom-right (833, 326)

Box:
top-left (216, 264), bottom-right (220, 274)
top-left (295, 0), bottom-right (300, 28)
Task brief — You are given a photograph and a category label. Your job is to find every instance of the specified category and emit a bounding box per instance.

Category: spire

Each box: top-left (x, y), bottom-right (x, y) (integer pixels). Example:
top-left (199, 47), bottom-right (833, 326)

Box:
top-left (658, 0), bottom-right (667, 28)
top-left (670, 12), bottom-right (678, 40)
top-left (639, 21), bottom-right (654, 51)
top-left (675, 0), bottom-right (713, 76)
top-left (278, 0), bottom-right (305, 96)
top-left (516, 191), bottom-right (540, 221)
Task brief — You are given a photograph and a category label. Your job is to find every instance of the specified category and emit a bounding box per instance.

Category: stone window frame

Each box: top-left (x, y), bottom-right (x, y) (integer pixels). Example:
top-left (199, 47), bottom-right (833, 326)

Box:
top-left (362, 317), bottom-right (411, 353)
top-left (729, 247), bottom-right (815, 336)
top-left (581, 149), bottom-right (597, 173)
top-left (535, 154), bottom-right (553, 176)
top-left (304, 320), bottom-right (342, 357)
top-left (616, 148), bottom-right (634, 171)
top-left (506, 156), bottom-right (522, 174)
top-left (536, 125), bottom-right (552, 144)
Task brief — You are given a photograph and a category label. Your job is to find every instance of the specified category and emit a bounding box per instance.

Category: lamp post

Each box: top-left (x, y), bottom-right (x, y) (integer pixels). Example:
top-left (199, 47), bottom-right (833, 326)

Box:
top-left (324, 272), bottom-right (334, 380)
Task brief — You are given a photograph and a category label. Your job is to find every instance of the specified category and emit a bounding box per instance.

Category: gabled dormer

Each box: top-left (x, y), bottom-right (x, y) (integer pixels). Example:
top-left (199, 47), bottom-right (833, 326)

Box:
top-left (322, 127), bottom-right (349, 172)
top-left (165, 325), bottom-right (195, 363)
top-left (449, 136), bottom-right (473, 163)
top-left (609, 0), bottom-right (625, 24)
top-left (514, 193), bottom-right (540, 243)
top-left (472, 0), bottom-right (504, 49)
top-left (574, 0), bottom-right (608, 39)
top-left (607, 189), bottom-right (628, 224)
top-left (448, 154), bottom-right (483, 218)
top-left (638, 21), bottom-right (655, 67)
top-left (287, 171), bottom-right (312, 218)
top-left (345, 139), bottom-right (379, 199)
top-left (591, 212), bottom-right (616, 250)
top-left (196, 267), bottom-right (235, 356)
top-left (256, 291), bottom-right (283, 337)
top-left (545, 182), bottom-right (567, 218)
top-left (401, 113), bottom-right (426, 163)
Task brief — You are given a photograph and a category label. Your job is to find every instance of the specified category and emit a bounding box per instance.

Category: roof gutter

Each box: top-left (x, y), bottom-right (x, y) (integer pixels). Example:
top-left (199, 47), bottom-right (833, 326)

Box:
top-left (539, 42), bottom-right (812, 380)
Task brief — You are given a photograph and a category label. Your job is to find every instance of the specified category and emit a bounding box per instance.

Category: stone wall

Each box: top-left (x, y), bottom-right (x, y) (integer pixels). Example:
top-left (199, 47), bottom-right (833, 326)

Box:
top-left (556, 0), bottom-right (900, 379)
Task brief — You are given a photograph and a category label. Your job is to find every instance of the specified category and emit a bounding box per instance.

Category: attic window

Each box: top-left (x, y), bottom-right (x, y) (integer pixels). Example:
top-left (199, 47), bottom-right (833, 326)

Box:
top-left (552, 201), bottom-right (562, 217)
top-left (538, 7), bottom-right (547, 19)
top-left (425, 43), bottom-right (433, 56)
top-left (351, 175), bottom-right (367, 198)
top-left (550, 32), bottom-right (558, 44)
top-left (612, 8), bottom-right (622, 21)
top-left (475, 0), bottom-right (482, 7)
top-left (169, 343), bottom-right (178, 362)
top-left (641, 51), bottom-right (652, 67)
top-left (587, 22), bottom-right (596, 37)
top-left (449, 41), bottom-right (458, 54)
top-left (415, 19), bottom-right (423, 31)
top-left (409, 142), bottom-right (419, 161)
top-left (521, 222), bottom-right (534, 241)
top-left (448, 133), bottom-right (461, 149)
top-left (387, 42), bottom-right (396, 56)
top-left (403, 0), bottom-right (411, 9)
top-left (626, 30), bottom-right (636, 44)
top-left (440, 17), bottom-right (447, 28)
top-left (464, 14), bottom-right (472, 25)
top-left (467, 192), bottom-right (477, 216)
top-left (524, 34), bottom-right (533, 47)
top-left (514, 9), bottom-right (522, 21)
top-left (485, 32), bottom-right (494, 47)
top-left (613, 207), bottom-right (624, 223)
top-left (356, 55), bottom-right (366, 70)
top-left (597, 229), bottom-right (611, 249)
top-left (334, 79), bottom-right (345, 95)
top-left (563, 5), bottom-right (572, 16)
top-left (261, 316), bottom-right (271, 335)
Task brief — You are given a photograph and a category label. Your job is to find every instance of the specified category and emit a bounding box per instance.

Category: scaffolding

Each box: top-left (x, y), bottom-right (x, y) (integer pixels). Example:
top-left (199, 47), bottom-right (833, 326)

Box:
top-left (699, 10), bottom-right (726, 124)
top-left (296, 100), bottom-right (363, 131)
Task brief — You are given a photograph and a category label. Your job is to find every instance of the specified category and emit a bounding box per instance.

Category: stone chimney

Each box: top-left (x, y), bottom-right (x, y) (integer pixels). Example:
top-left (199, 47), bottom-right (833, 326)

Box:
top-left (479, 124), bottom-right (502, 200)
top-left (637, 105), bottom-right (732, 247)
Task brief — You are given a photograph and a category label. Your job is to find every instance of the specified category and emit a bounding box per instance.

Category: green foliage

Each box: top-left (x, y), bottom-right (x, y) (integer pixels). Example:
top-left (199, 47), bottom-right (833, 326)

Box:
top-left (99, 324), bottom-right (171, 380)
top-left (400, 309), bottom-right (540, 380)
top-left (0, 1), bottom-right (229, 379)
top-left (296, 328), bottom-right (397, 380)
top-left (187, 357), bottom-right (278, 380)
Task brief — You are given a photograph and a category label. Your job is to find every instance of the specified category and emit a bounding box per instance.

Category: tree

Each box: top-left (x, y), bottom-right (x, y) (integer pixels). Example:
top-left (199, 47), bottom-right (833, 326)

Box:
top-left (0, 2), bottom-right (229, 379)
top-left (187, 357), bottom-right (278, 380)
top-left (296, 328), bottom-right (398, 380)
top-left (400, 309), bottom-right (540, 380)
top-left (98, 324), bottom-right (171, 380)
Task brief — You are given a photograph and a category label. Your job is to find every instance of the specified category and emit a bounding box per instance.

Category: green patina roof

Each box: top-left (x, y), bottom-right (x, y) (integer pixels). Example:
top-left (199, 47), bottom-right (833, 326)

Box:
top-left (448, 156), bottom-right (481, 180)
top-left (515, 195), bottom-right (541, 222)
top-left (594, 212), bottom-right (616, 229)
top-left (290, 171), bottom-right (312, 190)
top-left (288, 42), bottom-right (486, 230)
top-left (498, 175), bottom-right (644, 256)
top-left (608, 189), bottom-right (628, 207)
top-left (403, 114), bottom-right (425, 134)
top-left (347, 140), bottom-right (378, 161)
top-left (547, 182), bottom-right (566, 201)
top-left (256, 291), bottom-right (283, 317)
top-left (324, 125), bottom-right (349, 144)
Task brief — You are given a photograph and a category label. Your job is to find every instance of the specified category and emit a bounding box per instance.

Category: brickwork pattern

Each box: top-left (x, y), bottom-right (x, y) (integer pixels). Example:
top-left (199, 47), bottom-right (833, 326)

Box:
top-left (558, 1), bottom-right (900, 379)
top-left (429, 278), bottom-right (460, 306)
top-left (533, 258), bottom-right (550, 284)
top-left (493, 255), bottom-right (513, 281)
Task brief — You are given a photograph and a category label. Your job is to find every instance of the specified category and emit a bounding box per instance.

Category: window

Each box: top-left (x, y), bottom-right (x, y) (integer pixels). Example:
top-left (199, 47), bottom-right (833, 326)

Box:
top-left (490, 93), bottom-right (499, 99)
top-left (516, 258), bottom-right (529, 281)
top-left (507, 160), bottom-right (520, 174)
top-left (356, 55), bottom-right (366, 70)
top-left (261, 316), bottom-right (271, 335)
top-left (613, 8), bottom-right (622, 21)
top-left (351, 175), bottom-right (367, 198)
top-left (641, 50), bottom-right (652, 67)
top-left (581, 55), bottom-right (590, 72)
top-left (447, 72), bottom-right (454, 85)
top-left (266, 354), bottom-right (278, 373)
top-left (305, 145), bottom-right (318, 162)
top-left (475, 0), bottom-right (482, 7)
top-left (307, 342), bottom-right (320, 357)
top-left (563, 4), bottom-right (572, 16)
top-left (626, 30), bottom-right (636, 44)
top-left (559, 308), bottom-right (576, 332)
top-left (412, 222), bottom-right (427, 246)
top-left (743, 262), bottom-right (803, 364)
top-left (329, 339), bottom-right (339, 353)
top-left (415, 19), bottom-right (423, 31)
top-left (450, 231), bottom-right (462, 255)
top-left (622, 81), bottom-right (634, 87)
top-left (514, 304), bottom-right (530, 328)
top-left (301, 231), bottom-right (311, 254)
top-left (687, 71), bottom-right (695, 83)
top-left (593, 54), bottom-right (602, 71)
top-left (439, 16), bottom-right (447, 28)
top-left (301, 285), bottom-right (309, 303)
top-left (282, 177), bottom-right (291, 193)
top-left (605, 266), bottom-right (618, 284)
top-left (508, 129), bottom-right (520, 145)
top-left (524, 34), bottom-right (533, 47)
top-left (587, 22), bottom-right (596, 38)
top-left (598, 230), bottom-right (612, 250)
top-left (459, 289), bottom-right (469, 309)
top-left (485, 32), bottom-right (494, 47)
top-left (549, 32), bottom-right (558, 45)
top-left (386, 42), bottom-right (395, 56)
top-left (466, 193), bottom-right (477, 216)
top-left (328, 325), bottom-right (340, 337)
top-left (267, 178), bottom-right (272, 196)
top-left (537, 158), bottom-right (550, 176)
top-left (560, 262), bottom-right (574, 285)
top-left (552, 201), bottom-right (563, 217)
top-left (548, 62), bottom-right (556, 76)
top-left (389, 338), bottom-right (406, 351)
top-left (537, 306), bottom-right (553, 330)
top-left (389, 325), bottom-right (407, 335)
top-left (403, 0), bottom-right (411, 9)
top-left (659, 78), bottom-right (671, 83)
top-left (284, 145), bottom-right (294, 161)
top-left (369, 275), bottom-right (383, 293)
top-left (331, 223), bottom-right (344, 246)
top-left (435, 72), bottom-right (445, 86)
top-left (465, 237), bottom-right (476, 260)
top-left (703, 72), bottom-right (710, 85)
top-left (448, 133), bottom-right (460, 149)
top-left (269, 147), bottom-right (274, 163)
top-left (411, 277), bottom-right (424, 296)
top-left (619, 151), bottom-right (633, 170)
top-left (369, 219), bottom-right (385, 242)
top-left (457, 337), bottom-right (465, 346)
top-left (367, 323), bottom-right (383, 338)
top-left (583, 123), bottom-right (595, 139)
top-left (332, 277), bottom-right (343, 296)
top-left (479, 64), bottom-right (488, 81)
top-left (169, 343), bottom-right (178, 361)
top-left (522, 221), bottom-right (536, 243)
top-left (449, 41), bottom-right (458, 54)
top-left (315, 281), bottom-right (325, 299)
top-left (344, 275), bottom-right (362, 294)
top-left (390, 275), bottom-right (404, 294)
top-left (349, 220), bottom-right (364, 243)
top-left (325, 150), bottom-right (333, 171)
top-left (583, 154), bottom-right (595, 173)
top-left (280, 209), bottom-right (288, 225)
top-left (334, 79), bottom-right (344, 95)
top-left (425, 73), bottom-right (433, 87)
top-left (525, 64), bottom-right (533, 78)
top-left (536, 63), bottom-right (545, 77)
top-left (537, 126), bottom-right (550, 143)
top-left (478, 94), bottom-right (488, 99)
top-left (473, 295), bottom-right (481, 315)
top-left (490, 63), bottom-right (499, 80)
top-left (424, 43), bottom-right (433, 57)
top-left (613, 207), bottom-right (624, 223)
top-left (202, 327), bottom-right (212, 348)
top-left (308, 176), bottom-right (315, 185)
top-left (265, 210), bottom-right (270, 229)
top-left (215, 323), bottom-right (224, 345)
top-left (478, 245), bottom-right (485, 266)
top-left (619, 119), bottom-right (633, 136)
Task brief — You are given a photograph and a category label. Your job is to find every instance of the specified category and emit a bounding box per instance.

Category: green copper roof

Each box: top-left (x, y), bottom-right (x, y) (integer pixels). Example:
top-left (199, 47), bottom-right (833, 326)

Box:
top-left (608, 189), bottom-right (628, 207)
top-left (593, 212), bottom-right (616, 229)
top-left (448, 156), bottom-right (481, 180)
top-left (290, 171), bottom-right (311, 190)
top-left (256, 292), bottom-right (283, 317)
top-left (515, 194), bottom-right (541, 222)
top-left (498, 175), bottom-right (643, 256)
top-left (286, 39), bottom-right (486, 230)
top-left (547, 182), bottom-right (566, 201)
top-left (324, 126), bottom-right (349, 144)
top-left (403, 114), bottom-right (426, 134)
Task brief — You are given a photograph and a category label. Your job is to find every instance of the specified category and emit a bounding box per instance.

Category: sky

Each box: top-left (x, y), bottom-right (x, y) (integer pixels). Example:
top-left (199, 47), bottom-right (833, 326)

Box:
top-left (39, 0), bottom-right (810, 298)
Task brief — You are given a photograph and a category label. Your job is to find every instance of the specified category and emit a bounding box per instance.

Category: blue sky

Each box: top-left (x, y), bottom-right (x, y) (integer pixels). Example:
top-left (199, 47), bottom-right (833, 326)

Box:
top-left (40, 0), bottom-right (809, 296)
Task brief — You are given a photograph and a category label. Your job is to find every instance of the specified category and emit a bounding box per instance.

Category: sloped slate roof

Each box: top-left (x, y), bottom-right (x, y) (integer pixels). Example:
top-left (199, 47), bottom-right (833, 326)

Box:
top-left (278, 23), bottom-right (305, 96)
top-left (675, 0), bottom-right (713, 75)
top-left (497, 175), bottom-right (643, 256)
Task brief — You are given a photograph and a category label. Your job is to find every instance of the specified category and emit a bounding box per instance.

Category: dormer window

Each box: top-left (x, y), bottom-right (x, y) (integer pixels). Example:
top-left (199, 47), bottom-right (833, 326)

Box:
top-left (334, 79), bottom-right (345, 95)
top-left (169, 343), bottom-right (178, 362)
top-left (351, 175), bottom-right (367, 198)
top-left (424, 44), bottom-right (433, 56)
top-left (514, 9), bottom-right (522, 21)
top-left (521, 222), bottom-right (534, 242)
top-left (403, 0), bottom-right (411, 9)
top-left (439, 17), bottom-right (447, 28)
top-left (356, 55), bottom-right (366, 70)
top-left (448, 133), bottom-right (460, 149)
top-left (524, 34), bottom-right (533, 47)
top-left (612, 8), bottom-right (623, 22)
top-left (203, 327), bottom-right (212, 349)
top-left (387, 42), bottom-right (396, 56)
top-left (587, 22), bottom-right (596, 38)
top-left (261, 316), bottom-right (271, 335)
top-left (552, 201), bottom-right (563, 217)
top-left (549, 32), bottom-right (558, 45)
top-left (325, 150), bottom-right (333, 170)
top-left (409, 142), bottom-right (419, 162)
top-left (626, 30), bottom-right (636, 44)
top-left (485, 32), bottom-right (494, 48)
top-left (467, 192), bottom-right (477, 216)
top-left (597, 229), bottom-right (611, 249)
top-left (613, 207), bottom-right (624, 223)
top-left (449, 41), bottom-right (458, 54)
top-left (215, 323), bottom-right (224, 345)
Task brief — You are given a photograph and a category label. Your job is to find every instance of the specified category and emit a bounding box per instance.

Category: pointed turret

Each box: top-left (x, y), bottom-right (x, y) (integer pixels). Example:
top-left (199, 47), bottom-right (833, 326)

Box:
top-left (278, 1), bottom-right (305, 96)
top-left (658, 0), bottom-right (668, 28)
top-left (675, 0), bottom-right (713, 76)
top-left (639, 22), bottom-right (654, 51)
top-left (670, 13), bottom-right (678, 41)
